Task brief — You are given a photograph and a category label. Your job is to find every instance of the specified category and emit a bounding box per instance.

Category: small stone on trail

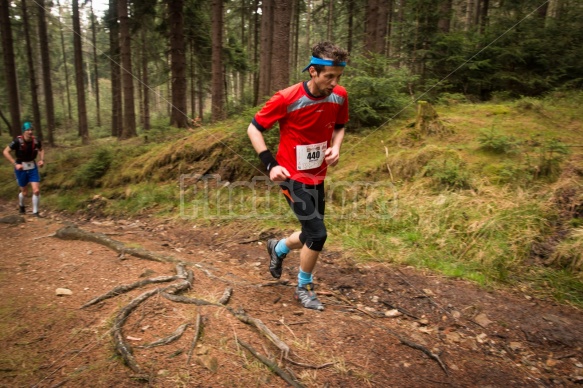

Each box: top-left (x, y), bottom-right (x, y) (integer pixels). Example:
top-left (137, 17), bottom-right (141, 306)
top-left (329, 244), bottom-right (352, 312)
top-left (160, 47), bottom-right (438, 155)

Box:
top-left (55, 288), bottom-right (73, 296)
top-left (475, 313), bottom-right (493, 327)
top-left (384, 309), bottom-right (402, 318)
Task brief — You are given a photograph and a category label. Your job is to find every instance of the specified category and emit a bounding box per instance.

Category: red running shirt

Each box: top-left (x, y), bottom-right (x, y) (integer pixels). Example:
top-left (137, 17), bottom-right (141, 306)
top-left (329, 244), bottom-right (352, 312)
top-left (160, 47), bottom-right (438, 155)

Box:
top-left (252, 81), bottom-right (349, 185)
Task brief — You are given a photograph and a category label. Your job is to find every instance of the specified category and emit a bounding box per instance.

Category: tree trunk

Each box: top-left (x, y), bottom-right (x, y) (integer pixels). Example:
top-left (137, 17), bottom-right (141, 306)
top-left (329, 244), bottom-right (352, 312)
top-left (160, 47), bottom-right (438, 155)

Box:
top-left (118, 0), bottom-right (137, 138)
top-left (327, 0), bottom-right (333, 41)
top-left (169, 0), bottom-right (188, 128)
top-left (21, 0), bottom-right (44, 141)
top-left (90, 1), bottom-right (102, 127)
top-left (465, 0), bottom-right (475, 31)
top-left (347, 0), bottom-right (355, 54)
top-left (479, 0), bottom-right (489, 34)
top-left (37, 0), bottom-right (56, 145)
top-left (72, 0), bottom-right (89, 144)
top-left (252, 0), bottom-right (260, 105)
top-left (211, 0), bottom-right (225, 121)
top-left (364, 0), bottom-right (379, 54)
top-left (108, 0), bottom-right (122, 137)
top-left (291, 0), bottom-right (300, 74)
top-left (376, 0), bottom-right (389, 55)
top-left (257, 0), bottom-right (273, 103)
top-left (438, 0), bottom-right (452, 33)
top-left (271, 0), bottom-right (292, 92)
top-left (141, 27), bottom-right (150, 131)
top-left (57, 0), bottom-right (73, 122)
top-left (0, 0), bottom-right (20, 137)
top-left (189, 40), bottom-right (196, 120)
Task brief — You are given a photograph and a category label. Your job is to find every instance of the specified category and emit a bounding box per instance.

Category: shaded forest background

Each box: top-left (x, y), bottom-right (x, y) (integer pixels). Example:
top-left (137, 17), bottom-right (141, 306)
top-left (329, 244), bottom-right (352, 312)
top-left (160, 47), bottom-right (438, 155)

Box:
top-left (1, 0), bottom-right (582, 144)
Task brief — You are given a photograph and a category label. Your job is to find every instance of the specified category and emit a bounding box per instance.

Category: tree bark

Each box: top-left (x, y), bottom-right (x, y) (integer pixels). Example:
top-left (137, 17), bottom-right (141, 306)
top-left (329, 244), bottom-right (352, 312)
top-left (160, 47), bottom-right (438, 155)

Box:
top-left (438, 0), bottom-right (453, 33)
top-left (90, 1), bottom-right (102, 127)
top-left (108, 0), bottom-right (122, 137)
top-left (72, 0), bottom-right (89, 144)
top-left (141, 27), bottom-right (150, 131)
top-left (57, 0), bottom-right (73, 122)
top-left (21, 0), bottom-right (44, 141)
top-left (169, 0), bottom-right (188, 128)
top-left (37, 0), bottom-right (56, 145)
top-left (257, 0), bottom-right (274, 103)
top-left (0, 0), bottom-right (19, 137)
top-left (118, 0), bottom-right (137, 138)
top-left (211, 0), bottom-right (225, 121)
top-left (271, 0), bottom-right (292, 92)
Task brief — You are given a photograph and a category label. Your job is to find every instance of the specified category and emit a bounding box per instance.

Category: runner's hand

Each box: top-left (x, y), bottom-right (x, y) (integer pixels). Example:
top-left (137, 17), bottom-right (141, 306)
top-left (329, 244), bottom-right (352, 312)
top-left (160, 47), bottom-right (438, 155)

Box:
top-left (269, 165), bottom-right (290, 182)
top-left (324, 146), bottom-right (340, 167)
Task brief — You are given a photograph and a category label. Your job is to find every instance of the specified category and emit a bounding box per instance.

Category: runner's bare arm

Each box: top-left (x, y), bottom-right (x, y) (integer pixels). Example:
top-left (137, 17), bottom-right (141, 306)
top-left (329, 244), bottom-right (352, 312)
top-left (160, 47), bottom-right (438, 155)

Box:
top-left (2, 146), bottom-right (16, 165)
top-left (247, 123), bottom-right (289, 181)
top-left (38, 148), bottom-right (45, 167)
top-left (325, 126), bottom-right (345, 167)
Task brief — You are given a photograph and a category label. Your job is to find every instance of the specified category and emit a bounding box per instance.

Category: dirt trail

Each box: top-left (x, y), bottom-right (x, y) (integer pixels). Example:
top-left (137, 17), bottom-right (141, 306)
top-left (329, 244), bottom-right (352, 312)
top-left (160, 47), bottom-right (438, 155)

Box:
top-left (0, 202), bottom-right (582, 387)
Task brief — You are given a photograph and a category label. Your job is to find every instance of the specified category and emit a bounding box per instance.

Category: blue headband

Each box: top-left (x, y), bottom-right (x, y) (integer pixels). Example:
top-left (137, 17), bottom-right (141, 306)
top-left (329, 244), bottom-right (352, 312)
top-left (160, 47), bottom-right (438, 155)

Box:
top-left (302, 56), bottom-right (347, 72)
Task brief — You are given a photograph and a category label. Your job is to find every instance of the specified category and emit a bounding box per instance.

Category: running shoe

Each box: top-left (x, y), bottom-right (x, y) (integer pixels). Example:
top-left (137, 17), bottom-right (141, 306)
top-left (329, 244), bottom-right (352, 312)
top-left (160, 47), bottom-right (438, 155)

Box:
top-left (267, 239), bottom-right (286, 278)
top-left (294, 283), bottom-right (324, 311)
top-left (19, 205), bottom-right (25, 214)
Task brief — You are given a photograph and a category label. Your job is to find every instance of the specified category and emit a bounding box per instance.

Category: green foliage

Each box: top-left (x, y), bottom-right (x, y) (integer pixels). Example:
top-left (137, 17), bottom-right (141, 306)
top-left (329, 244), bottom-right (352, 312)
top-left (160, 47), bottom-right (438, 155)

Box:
top-left (74, 148), bottom-right (113, 188)
top-left (478, 128), bottom-right (520, 154)
top-left (514, 97), bottom-right (546, 113)
top-left (436, 93), bottom-right (469, 105)
top-left (344, 54), bottom-right (415, 128)
top-left (424, 157), bottom-right (472, 190)
top-left (531, 138), bottom-right (569, 179)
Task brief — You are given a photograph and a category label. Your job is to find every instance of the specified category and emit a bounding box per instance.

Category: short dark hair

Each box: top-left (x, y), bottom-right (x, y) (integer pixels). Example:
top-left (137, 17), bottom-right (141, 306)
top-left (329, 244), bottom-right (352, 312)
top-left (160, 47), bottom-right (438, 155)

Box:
top-left (310, 41), bottom-right (349, 74)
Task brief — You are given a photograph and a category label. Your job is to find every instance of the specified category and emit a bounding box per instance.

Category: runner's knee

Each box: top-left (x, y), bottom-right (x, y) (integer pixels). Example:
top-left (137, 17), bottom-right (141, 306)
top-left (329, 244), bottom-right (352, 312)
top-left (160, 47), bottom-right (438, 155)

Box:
top-left (305, 229), bottom-right (327, 252)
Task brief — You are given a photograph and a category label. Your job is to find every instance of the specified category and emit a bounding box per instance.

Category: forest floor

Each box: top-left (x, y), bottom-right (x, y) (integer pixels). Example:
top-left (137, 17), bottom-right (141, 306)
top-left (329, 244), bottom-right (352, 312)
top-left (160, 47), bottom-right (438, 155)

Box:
top-left (1, 200), bottom-right (582, 388)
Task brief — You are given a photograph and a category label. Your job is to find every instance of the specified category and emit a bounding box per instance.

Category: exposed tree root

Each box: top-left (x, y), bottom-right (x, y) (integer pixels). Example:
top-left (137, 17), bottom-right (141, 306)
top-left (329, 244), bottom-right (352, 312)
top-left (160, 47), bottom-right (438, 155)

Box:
top-left (137, 323), bottom-right (190, 349)
top-left (237, 339), bottom-right (304, 388)
top-left (160, 292), bottom-right (219, 306)
top-left (186, 313), bottom-right (203, 365)
top-left (230, 308), bottom-right (290, 358)
top-left (81, 275), bottom-right (184, 308)
top-left (112, 288), bottom-right (159, 373)
top-left (54, 225), bottom-right (178, 263)
top-left (68, 223), bottom-right (445, 384)
top-left (284, 357), bottom-right (335, 369)
top-left (218, 287), bottom-right (233, 305)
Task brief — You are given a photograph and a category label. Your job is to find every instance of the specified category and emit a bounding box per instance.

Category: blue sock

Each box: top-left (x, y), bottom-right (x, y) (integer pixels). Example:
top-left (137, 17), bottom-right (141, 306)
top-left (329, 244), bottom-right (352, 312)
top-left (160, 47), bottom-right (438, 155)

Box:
top-left (275, 239), bottom-right (290, 257)
top-left (298, 269), bottom-right (313, 287)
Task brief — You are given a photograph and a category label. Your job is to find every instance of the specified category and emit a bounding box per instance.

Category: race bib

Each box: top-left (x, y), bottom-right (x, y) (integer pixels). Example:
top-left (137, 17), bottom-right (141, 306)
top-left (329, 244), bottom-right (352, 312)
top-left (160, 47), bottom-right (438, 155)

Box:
top-left (296, 141), bottom-right (327, 171)
top-left (22, 161), bottom-right (35, 171)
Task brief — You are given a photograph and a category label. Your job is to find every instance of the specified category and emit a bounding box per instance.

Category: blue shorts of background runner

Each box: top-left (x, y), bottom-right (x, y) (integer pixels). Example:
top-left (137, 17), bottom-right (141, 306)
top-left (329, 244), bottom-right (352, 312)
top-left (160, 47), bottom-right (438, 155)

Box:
top-left (15, 166), bottom-right (40, 187)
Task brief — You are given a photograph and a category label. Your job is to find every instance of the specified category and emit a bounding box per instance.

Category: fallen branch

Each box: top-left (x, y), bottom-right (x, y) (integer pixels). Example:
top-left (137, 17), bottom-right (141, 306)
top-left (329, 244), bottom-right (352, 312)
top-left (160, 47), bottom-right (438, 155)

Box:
top-left (186, 313), bottom-right (203, 365)
top-left (386, 328), bottom-right (448, 375)
top-left (237, 339), bottom-right (304, 388)
top-left (400, 336), bottom-right (448, 374)
top-left (137, 323), bottom-right (189, 349)
top-left (380, 300), bottom-right (420, 320)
